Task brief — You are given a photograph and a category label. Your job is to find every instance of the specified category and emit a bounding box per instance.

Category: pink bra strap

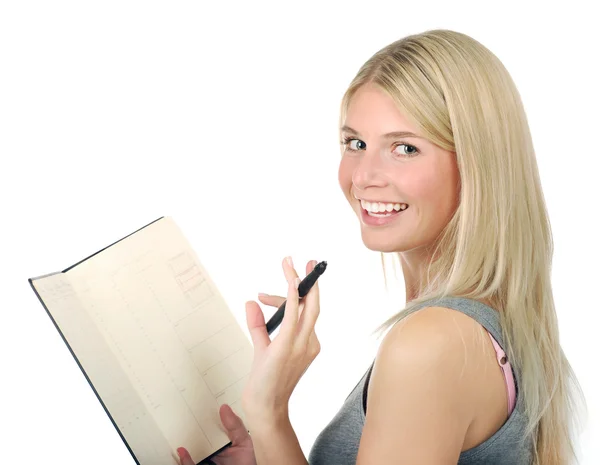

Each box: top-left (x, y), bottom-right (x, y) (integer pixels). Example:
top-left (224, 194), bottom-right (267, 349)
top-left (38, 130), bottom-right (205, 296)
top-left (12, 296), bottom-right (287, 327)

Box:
top-left (486, 330), bottom-right (516, 415)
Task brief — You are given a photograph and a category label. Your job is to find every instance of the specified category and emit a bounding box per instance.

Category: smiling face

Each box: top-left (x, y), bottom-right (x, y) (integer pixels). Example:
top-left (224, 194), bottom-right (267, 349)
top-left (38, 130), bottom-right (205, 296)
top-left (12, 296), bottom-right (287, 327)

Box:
top-left (338, 83), bottom-right (461, 253)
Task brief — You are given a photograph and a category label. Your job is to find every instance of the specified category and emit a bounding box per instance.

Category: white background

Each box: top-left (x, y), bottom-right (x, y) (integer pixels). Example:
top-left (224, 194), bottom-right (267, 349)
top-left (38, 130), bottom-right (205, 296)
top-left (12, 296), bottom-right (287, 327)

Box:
top-left (1, 1), bottom-right (598, 464)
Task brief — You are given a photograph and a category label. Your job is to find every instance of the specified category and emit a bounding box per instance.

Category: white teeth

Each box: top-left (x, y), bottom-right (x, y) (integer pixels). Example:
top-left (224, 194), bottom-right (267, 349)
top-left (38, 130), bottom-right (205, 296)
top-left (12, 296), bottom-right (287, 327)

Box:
top-left (360, 199), bottom-right (408, 213)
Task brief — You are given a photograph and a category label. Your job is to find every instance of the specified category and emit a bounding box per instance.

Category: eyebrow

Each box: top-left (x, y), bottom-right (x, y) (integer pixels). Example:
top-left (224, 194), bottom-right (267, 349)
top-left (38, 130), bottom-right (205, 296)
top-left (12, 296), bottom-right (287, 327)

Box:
top-left (340, 125), bottom-right (422, 139)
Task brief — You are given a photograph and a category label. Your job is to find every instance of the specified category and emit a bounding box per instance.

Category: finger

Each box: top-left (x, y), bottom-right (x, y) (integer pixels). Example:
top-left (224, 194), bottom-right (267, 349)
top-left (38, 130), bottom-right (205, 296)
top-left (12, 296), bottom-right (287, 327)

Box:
top-left (220, 404), bottom-right (250, 446)
top-left (245, 300), bottom-right (270, 352)
top-left (281, 256), bottom-right (300, 337)
top-left (297, 260), bottom-right (316, 320)
top-left (297, 260), bottom-right (320, 345)
top-left (283, 256), bottom-right (299, 284)
top-left (305, 259), bottom-right (316, 275)
top-left (177, 447), bottom-right (196, 465)
top-left (262, 261), bottom-right (314, 310)
top-left (260, 294), bottom-right (305, 318)
top-left (257, 293), bottom-right (286, 308)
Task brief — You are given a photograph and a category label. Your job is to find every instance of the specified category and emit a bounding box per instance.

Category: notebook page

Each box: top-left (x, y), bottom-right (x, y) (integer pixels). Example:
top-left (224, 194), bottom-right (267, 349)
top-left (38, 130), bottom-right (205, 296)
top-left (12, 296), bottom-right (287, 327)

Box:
top-left (31, 272), bottom-right (176, 465)
top-left (65, 217), bottom-right (253, 463)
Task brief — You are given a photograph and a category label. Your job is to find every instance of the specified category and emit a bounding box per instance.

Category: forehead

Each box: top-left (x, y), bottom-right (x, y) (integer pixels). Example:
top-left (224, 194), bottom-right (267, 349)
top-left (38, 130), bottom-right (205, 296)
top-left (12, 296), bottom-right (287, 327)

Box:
top-left (342, 84), bottom-right (418, 137)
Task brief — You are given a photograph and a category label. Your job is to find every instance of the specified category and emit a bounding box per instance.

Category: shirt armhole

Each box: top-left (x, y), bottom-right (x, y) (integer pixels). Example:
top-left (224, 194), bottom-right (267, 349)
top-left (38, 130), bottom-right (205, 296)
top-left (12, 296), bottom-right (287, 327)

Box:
top-left (486, 330), bottom-right (517, 415)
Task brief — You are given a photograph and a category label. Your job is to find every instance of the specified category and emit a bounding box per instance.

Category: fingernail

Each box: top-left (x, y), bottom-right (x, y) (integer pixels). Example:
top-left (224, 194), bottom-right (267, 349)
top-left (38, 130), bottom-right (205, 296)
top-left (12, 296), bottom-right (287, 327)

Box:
top-left (258, 292), bottom-right (268, 297)
top-left (286, 256), bottom-right (293, 267)
top-left (295, 277), bottom-right (301, 289)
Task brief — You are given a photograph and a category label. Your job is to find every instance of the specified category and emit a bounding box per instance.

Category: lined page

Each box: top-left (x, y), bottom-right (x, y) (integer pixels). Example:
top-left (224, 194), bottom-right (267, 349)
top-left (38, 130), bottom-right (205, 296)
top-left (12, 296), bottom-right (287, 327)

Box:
top-left (52, 217), bottom-right (253, 464)
top-left (32, 272), bottom-right (177, 465)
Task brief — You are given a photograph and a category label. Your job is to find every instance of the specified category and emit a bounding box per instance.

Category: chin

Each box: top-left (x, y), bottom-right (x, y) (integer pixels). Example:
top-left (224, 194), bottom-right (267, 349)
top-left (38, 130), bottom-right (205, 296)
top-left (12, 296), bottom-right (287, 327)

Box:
top-left (364, 243), bottom-right (398, 253)
top-left (361, 233), bottom-right (405, 253)
top-left (360, 224), bottom-right (429, 253)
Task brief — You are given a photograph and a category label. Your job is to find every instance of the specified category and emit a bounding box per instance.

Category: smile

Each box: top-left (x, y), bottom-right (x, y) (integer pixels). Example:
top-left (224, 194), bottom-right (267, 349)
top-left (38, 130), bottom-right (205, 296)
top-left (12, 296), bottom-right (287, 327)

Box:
top-left (359, 201), bottom-right (409, 226)
top-left (360, 199), bottom-right (409, 213)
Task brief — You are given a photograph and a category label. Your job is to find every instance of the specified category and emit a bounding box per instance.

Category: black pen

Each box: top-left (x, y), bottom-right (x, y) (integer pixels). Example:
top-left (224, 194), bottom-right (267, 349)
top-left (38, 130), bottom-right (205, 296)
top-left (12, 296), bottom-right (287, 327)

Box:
top-left (265, 260), bottom-right (327, 335)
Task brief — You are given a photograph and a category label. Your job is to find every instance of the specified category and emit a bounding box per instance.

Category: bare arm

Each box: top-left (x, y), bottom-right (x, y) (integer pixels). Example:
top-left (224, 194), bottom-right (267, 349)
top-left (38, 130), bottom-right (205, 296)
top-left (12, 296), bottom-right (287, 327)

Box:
top-left (356, 306), bottom-right (482, 465)
top-left (248, 411), bottom-right (308, 465)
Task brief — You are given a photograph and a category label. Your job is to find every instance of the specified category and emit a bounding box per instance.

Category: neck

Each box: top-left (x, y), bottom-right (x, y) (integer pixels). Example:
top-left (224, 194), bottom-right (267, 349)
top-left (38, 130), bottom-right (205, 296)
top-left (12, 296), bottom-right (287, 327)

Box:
top-left (399, 248), bottom-right (499, 310)
top-left (398, 247), bottom-right (432, 304)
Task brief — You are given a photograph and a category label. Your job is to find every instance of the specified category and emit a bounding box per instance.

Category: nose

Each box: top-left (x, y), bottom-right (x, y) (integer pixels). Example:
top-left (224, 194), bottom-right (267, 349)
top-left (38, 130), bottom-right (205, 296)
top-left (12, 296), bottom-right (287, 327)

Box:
top-left (351, 149), bottom-right (387, 191)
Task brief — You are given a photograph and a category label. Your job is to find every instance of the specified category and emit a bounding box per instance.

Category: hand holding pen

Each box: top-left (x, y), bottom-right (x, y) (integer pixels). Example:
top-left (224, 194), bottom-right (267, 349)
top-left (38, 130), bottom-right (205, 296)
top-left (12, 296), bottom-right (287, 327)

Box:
top-left (241, 257), bottom-right (326, 427)
top-left (263, 260), bottom-right (327, 335)
top-left (178, 258), bottom-right (326, 465)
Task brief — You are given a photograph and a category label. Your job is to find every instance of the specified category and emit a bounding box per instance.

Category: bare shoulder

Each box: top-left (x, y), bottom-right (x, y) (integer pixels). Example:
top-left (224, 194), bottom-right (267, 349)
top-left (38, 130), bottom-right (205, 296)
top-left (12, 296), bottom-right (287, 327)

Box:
top-left (385, 305), bottom-right (491, 351)
top-left (373, 305), bottom-right (490, 396)
top-left (372, 307), bottom-right (489, 376)
top-left (355, 306), bottom-right (499, 464)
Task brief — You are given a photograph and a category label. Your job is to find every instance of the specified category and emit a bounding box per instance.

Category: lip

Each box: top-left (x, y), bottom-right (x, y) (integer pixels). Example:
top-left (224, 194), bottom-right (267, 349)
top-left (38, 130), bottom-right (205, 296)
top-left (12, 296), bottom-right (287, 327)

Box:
top-left (359, 198), bottom-right (405, 203)
top-left (359, 204), bottom-right (407, 226)
top-left (353, 193), bottom-right (408, 205)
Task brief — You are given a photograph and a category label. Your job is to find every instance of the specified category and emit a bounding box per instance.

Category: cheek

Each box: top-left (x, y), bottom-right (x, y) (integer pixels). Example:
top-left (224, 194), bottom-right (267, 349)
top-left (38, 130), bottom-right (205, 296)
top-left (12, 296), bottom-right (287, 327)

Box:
top-left (401, 169), bottom-right (434, 201)
top-left (403, 166), bottom-right (456, 210)
top-left (338, 157), bottom-right (353, 194)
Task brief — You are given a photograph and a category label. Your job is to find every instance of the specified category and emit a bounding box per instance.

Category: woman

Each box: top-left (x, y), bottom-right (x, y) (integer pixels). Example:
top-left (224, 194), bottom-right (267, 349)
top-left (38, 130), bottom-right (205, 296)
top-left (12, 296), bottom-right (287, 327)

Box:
top-left (178, 28), bottom-right (584, 465)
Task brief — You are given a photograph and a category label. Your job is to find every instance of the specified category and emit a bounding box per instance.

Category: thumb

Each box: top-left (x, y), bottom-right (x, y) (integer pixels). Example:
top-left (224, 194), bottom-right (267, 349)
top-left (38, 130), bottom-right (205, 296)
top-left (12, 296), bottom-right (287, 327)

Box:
top-left (220, 404), bottom-right (250, 445)
top-left (176, 447), bottom-right (195, 465)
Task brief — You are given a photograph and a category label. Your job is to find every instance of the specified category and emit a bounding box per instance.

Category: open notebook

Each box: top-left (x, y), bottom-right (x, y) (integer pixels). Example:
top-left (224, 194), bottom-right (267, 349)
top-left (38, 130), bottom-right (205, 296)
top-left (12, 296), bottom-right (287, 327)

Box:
top-left (28, 216), bottom-right (253, 465)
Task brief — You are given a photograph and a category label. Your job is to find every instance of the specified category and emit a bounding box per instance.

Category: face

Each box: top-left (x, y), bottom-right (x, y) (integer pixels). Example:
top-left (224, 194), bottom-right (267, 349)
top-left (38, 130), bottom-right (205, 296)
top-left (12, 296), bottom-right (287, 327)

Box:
top-left (338, 83), bottom-right (461, 253)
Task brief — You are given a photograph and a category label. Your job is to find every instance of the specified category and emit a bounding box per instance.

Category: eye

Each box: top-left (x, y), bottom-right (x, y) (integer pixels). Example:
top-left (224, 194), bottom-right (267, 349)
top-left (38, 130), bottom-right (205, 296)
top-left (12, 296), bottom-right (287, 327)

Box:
top-left (339, 136), bottom-right (365, 152)
top-left (394, 143), bottom-right (420, 158)
top-left (340, 136), bottom-right (420, 158)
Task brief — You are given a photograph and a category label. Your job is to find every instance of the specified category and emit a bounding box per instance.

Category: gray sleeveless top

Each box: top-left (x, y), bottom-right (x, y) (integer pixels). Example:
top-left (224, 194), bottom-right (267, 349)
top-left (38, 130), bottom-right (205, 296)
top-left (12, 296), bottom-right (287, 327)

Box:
top-left (308, 296), bottom-right (533, 464)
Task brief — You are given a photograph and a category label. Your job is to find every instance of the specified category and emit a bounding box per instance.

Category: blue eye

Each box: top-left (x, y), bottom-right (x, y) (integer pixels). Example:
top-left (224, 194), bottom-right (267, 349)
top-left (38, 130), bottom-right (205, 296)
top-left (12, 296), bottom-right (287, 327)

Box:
top-left (394, 143), bottom-right (420, 157)
top-left (339, 137), bottom-right (420, 158)
top-left (339, 137), bottom-right (365, 152)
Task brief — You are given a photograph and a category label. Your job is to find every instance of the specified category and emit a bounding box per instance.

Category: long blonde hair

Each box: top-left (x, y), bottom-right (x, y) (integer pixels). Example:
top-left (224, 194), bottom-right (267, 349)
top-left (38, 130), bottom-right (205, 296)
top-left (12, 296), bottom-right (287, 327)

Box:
top-left (338, 29), bottom-right (586, 464)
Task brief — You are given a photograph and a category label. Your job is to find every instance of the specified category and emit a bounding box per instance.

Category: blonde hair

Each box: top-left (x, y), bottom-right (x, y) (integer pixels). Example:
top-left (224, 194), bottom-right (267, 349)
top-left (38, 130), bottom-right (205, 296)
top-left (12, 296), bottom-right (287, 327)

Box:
top-left (338, 29), bottom-right (586, 464)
